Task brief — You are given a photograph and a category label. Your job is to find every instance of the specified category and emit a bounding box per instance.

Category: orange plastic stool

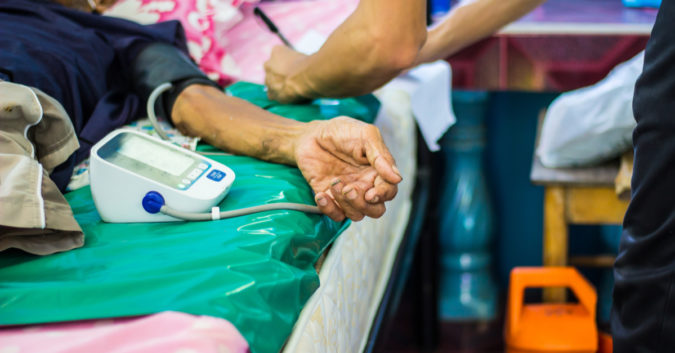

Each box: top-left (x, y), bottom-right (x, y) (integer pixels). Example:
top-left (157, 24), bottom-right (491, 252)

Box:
top-left (505, 267), bottom-right (598, 353)
top-left (598, 332), bottom-right (613, 353)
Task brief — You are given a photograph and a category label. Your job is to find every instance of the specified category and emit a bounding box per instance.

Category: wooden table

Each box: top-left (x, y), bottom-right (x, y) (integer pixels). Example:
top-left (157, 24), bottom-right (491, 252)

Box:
top-left (530, 147), bottom-right (630, 302)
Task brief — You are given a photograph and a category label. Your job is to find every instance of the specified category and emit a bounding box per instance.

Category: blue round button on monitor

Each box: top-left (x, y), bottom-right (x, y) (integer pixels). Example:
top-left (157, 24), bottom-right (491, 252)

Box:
top-left (142, 191), bottom-right (165, 214)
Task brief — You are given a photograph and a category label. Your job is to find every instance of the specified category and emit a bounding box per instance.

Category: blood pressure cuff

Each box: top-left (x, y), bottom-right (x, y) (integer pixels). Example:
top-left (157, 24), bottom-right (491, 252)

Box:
top-left (131, 42), bottom-right (220, 124)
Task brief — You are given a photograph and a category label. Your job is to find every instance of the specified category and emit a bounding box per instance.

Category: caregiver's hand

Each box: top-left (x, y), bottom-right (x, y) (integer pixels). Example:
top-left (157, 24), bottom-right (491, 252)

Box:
top-left (264, 45), bottom-right (311, 104)
top-left (294, 116), bottom-right (402, 222)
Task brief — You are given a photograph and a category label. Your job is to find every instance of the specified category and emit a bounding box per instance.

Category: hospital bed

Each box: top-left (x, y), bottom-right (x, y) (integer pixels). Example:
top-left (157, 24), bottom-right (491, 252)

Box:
top-left (0, 82), bottom-right (431, 353)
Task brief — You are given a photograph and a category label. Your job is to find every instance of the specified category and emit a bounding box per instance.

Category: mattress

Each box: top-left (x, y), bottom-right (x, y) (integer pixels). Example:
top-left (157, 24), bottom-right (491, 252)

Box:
top-left (283, 84), bottom-right (417, 353)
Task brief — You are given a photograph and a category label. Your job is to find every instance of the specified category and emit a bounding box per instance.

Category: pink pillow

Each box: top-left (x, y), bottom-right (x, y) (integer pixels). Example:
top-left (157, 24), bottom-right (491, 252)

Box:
top-left (0, 312), bottom-right (249, 353)
top-left (105, 0), bottom-right (260, 86)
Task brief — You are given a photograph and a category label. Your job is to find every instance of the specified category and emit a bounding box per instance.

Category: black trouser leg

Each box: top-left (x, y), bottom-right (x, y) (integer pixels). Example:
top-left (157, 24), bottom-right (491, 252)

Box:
top-left (612, 0), bottom-right (675, 351)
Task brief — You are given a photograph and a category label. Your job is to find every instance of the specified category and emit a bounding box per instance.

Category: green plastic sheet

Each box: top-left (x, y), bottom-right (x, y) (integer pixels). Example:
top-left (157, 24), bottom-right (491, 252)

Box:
top-left (0, 82), bottom-right (379, 353)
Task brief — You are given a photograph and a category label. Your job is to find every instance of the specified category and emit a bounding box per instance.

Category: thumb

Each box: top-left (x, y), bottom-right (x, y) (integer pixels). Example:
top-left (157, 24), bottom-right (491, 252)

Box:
top-left (365, 139), bottom-right (402, 184)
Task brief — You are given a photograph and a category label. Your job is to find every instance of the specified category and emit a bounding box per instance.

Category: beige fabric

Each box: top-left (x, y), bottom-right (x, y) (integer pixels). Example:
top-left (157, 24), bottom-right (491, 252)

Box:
top-left (0, 81), bottom-right (84, 255)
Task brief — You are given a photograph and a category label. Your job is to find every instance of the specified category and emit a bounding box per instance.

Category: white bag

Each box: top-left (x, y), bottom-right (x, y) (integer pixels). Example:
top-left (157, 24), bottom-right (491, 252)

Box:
top-left (537, 51), bottom-right (644, 168)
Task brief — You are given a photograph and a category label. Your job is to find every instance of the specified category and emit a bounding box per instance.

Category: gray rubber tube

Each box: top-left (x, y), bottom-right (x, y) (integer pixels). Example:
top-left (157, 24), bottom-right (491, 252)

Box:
top-left (146, 82), bottom-right (173, 141)
top-left (160, 203), bottom-right (321, 221)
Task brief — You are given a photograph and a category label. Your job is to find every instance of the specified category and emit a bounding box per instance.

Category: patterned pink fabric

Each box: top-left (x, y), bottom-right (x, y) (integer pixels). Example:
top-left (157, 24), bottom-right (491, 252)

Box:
top-left (0, 312), bottom-right (249, 353)
top-left (105, 0), bottom-right (359, 84)
top-left (105, 0), bottom-right (260, 85)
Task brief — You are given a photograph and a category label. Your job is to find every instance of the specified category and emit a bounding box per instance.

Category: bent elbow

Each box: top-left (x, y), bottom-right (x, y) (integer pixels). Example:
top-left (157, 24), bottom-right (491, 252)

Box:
top-left (355, 26), bottom-right (426, 75)
top-left (373, 28), bottom-right (427, 72)
top-left (397, 27), bottom-right (427, 69)
top-left (387, 40), bottom-right (424, 71)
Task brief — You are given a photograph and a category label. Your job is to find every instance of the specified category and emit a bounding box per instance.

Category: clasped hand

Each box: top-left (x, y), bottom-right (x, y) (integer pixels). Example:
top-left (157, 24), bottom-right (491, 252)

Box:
top-left (294, 117), bottom-right (402, 222)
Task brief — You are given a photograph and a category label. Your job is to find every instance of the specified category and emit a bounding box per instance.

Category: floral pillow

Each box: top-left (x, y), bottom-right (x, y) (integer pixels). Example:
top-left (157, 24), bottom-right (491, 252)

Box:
top-left (105, 0), bottom-right (259, 85)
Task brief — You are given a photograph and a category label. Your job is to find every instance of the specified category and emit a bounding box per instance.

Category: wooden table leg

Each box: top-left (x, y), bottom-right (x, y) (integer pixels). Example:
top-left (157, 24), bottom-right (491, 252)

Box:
top-left (543, 186), bottom-right (568, 302)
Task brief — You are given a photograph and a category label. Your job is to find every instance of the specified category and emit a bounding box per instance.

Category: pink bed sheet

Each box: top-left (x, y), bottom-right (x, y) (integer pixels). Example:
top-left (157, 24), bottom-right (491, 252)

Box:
top-left (226, 0), bottom-right (359, 83)
top-left (0, 311), bottom-right (249, 353)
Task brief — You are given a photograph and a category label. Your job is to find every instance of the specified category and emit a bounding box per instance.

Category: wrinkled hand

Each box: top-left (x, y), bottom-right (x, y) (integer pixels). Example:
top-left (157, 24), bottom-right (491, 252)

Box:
top-left (264, 45), bottom-right (310, 104)
top-left (295, 117), bottom-right (402, 222)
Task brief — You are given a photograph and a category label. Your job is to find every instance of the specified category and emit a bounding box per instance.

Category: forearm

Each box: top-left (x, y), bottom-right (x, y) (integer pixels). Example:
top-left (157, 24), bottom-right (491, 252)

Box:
top-left (415, 0), bottom-right (545, 65)
top-left (171, 84), bottom-right (307, 165)
top-left (171, 84), bottom-right (402, 222)
top-left (286, 0), bottom-right (427, 99)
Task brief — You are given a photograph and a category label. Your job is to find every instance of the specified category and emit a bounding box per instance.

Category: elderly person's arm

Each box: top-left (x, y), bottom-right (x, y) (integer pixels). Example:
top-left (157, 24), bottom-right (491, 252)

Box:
top-left (172, 84), bottom-right (402, 222)
top-left (131, 42), bottom-right (400, 223)
top-left (414, 0), bottom-right (546, 65)
top-left (264, 0), bottom-right (428, 103)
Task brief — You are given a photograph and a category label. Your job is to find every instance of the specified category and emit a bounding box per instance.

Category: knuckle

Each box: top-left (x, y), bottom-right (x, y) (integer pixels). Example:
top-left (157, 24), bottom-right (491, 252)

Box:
top-left (317, 202), bottom-right (331, 212)
top-left (333, 116), bottom-right (351, 124)
top-left (369, 204), bottom-right (386, 218)
top-left (366, 124), bottom-right (381, 137)
top-left (330, 212), bottom-right (346, 222)
top-left (351, 213), bottom-right (365, 222)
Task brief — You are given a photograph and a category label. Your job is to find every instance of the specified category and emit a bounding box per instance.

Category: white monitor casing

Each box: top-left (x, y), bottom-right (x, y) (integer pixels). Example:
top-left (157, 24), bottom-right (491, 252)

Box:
top-left (90, 129), bottom-right (235, 223)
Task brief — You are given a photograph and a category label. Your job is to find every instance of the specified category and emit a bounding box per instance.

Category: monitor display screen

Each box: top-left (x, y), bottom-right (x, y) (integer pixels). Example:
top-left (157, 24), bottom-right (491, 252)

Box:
top-left (118, 136), bottom-right (193, 176)
top-left (97, 132), bottom-right (208, 190)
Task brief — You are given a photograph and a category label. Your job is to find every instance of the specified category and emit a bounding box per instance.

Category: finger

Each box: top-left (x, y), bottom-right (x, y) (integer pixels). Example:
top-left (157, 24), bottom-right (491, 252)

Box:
top-left (315, 192), bottom-right (345, 222)
top-left (331, 179), bottom-right (365, 221)
top-left (365, 175), bottom-right (398, 203)
top-left (265, 86), bottom-right (276, 101)
top-left (271, 45), bottom-right (286, 55)
top-left (263, 61), bottom-right (284, 101)
top-left (363, 126), bottom-right (402, 184)
top-left (264, 78), bottom-right (280, 101)
top-left (263, 71), bottom-right (276, 100)
top-left (340, 181), bottom-right (386, 219)
top-left (264, 76), bottom-right (293, 104)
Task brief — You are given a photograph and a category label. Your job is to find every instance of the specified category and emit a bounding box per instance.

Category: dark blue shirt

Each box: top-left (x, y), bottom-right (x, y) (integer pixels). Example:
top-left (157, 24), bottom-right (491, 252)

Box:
top-left (0, 0), bottom-right (189, 189)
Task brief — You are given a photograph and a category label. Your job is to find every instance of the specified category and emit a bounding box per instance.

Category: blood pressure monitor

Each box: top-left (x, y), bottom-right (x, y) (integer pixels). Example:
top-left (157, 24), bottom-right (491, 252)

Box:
top-left (90, 129), bottom-right (235, 222)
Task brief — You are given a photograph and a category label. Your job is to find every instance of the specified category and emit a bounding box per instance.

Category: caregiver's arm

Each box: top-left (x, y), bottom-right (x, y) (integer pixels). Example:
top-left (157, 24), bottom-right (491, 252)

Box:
top-left (414, 0), bottom-right (546, 65)
top-left (264, 0), bottom-right (427, 103)
top-left (171, 84), bottom-right (402, 222)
